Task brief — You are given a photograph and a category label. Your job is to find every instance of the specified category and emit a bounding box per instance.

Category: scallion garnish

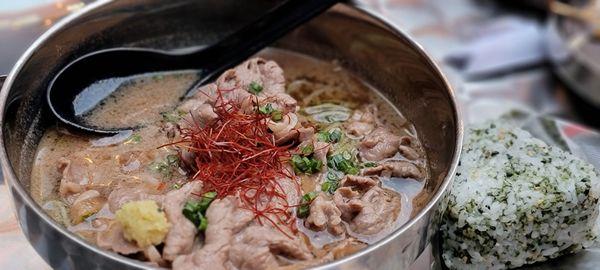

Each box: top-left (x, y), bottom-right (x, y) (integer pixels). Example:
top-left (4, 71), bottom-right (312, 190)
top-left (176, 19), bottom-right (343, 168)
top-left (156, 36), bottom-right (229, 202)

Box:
top-left (297, 191), bottom-right (318, 218)
top-left (182, 191), bottom-right (218, 232)
top-left (290, 154), bottom-right (322, 174)
top-left (317, 128), bottom-right (343, 143)
top-left (249, 81), bottom-right (263, 94)
top-left (327, 152), bottom-right (359, 175)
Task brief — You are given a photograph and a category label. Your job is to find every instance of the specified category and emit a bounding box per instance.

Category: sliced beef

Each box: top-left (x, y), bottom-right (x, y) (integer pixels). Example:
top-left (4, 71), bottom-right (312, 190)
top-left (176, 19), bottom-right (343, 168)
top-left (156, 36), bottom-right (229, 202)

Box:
top-left (277, 176), bottom-right (302, 208)
top-left (58, 149), bottom-right (165, 200)
top-left (179, 58), bottom-right (296, 122)
top-left (324, 238), bottom-right (368, 260)
top-left (178, 102), bottom-right (218, 128)
top-left (313, 141), bottom-right (330, 167)
top-left (172, 196), bottom-right (254, 270)
top-left (96, 221), bottom-right (142, 255)
top-left (362, 160), bottom-right (424, 180)
top-left (107, 187), bottom-right (163, 213)
top-left (258, 92), bottom-right (298, 114)
top-left (349, 186), bottom-right (401, 235)
top-left (162, 181), bottom-right (203, 261)
top-left (333, 187), bottom-right (363, 221)
top-left (340, 175), bottom-right (378, 191)
top-left (275, 126), bottom-right (314, 145)
top-left (144, 246), bottom-right (167, 267)
top-left (57, 157), bottom-right (87, 196)
top-left (306, 194), bottom-right (343, 235)
top-left (277, 238), bottom-right (368, 269)
top-left (268, 113), bottom-right (299, 142)
top-left (358, 127), bottom-right (402, 161)
top-left (227, 225), bottom-right (313, 270)
top-left (217, 58), bottom-right (286, 94)
top-left (398, 145), bottom-right (420, 160)
top-left (172, 191), bottom-right (311, 270)
top-left (332, 176), bottom-right (401, 235)
top-left (298, 126), bottom-right (315, 143)
top-left (346, 105), bottom-right (377, 137)
top-left (188, 83), bottom-right (218, 106)
top-left (70, 190), bottom-right (106, 224)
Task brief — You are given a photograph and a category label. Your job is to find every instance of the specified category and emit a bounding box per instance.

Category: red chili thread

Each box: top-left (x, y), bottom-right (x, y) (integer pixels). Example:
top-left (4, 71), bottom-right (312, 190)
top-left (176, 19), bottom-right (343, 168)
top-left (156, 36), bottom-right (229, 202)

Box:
top-left (166, 87), bottom-right (302, 236)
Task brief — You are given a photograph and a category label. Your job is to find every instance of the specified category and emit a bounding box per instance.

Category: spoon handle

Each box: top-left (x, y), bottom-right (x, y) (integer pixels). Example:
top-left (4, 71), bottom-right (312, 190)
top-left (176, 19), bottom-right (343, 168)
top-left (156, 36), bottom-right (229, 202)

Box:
top-left (189, 0), bottom-right (341, 85)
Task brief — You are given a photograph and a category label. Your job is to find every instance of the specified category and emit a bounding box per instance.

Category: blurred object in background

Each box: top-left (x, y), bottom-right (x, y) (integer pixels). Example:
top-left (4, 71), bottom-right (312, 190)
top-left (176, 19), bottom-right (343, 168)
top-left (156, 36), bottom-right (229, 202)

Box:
top-left (0, 0), bottom-right (89, 75)
top-left (445, 16), bottom-right (546, 79)
top-left (502, 0), bottom-right (550, 10)
top-left (547, 0), bottom-right (600, 125)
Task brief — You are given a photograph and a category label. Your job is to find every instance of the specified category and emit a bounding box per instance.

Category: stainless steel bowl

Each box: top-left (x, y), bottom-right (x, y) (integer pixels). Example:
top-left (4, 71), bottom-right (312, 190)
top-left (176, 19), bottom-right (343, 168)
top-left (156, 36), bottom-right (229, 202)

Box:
top-left (0, 1), bottom-right (462, 269)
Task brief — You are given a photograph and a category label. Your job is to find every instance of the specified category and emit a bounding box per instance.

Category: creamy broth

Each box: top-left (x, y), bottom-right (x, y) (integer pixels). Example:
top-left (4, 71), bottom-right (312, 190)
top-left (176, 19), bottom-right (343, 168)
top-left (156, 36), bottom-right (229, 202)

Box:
top-left (31, 48), bottom-right (430, 268)
top-left (82, 71), bottom-right (199, 129)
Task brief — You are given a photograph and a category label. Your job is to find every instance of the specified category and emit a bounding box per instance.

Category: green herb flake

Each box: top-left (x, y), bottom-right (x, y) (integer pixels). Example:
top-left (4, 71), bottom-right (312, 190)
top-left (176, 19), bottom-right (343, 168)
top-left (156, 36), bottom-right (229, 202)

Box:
top-left (297, 191), bottom-right (318, 218)
top-left (166, 154), bottom-right (179, 165)
top-left (248, 81), bottom-right (263, 94)
top-left (161, 111), bottom-right (183, 123)
top-left (124, 133), bottom-right (142, 144)
top-left (149, 162), bottom-right (172, 178)
top-left (150, 154), bottom-right (181, 178)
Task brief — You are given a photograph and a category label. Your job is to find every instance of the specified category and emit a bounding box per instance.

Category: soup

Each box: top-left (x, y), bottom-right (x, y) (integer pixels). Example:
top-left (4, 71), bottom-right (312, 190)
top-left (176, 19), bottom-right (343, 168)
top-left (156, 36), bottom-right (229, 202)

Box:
top-left (31, 49), bottom-right (429, 269)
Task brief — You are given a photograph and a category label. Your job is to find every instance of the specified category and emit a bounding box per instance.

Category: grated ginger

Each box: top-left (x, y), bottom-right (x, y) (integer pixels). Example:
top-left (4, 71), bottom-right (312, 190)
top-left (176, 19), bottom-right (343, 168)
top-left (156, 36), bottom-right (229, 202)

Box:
top-left (115, 200), bottom-right (170, 248)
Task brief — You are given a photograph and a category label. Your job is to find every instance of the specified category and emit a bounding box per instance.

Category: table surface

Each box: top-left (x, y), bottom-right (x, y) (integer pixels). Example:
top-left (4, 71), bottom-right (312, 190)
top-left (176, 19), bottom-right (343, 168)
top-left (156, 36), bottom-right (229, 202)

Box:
top-left (0, 0), bottom-right (588, 269)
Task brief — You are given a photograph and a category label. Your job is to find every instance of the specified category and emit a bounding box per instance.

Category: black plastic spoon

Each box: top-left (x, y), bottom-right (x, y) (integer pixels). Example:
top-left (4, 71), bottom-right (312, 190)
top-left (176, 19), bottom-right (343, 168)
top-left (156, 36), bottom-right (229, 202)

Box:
top-left (47, 0), bottom-right (340, 134)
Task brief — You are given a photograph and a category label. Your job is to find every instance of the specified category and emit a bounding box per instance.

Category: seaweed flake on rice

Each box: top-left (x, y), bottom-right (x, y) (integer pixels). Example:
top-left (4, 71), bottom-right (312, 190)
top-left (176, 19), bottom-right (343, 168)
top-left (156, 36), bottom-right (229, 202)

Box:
top-left (441, 121), bottom-right (600, 270)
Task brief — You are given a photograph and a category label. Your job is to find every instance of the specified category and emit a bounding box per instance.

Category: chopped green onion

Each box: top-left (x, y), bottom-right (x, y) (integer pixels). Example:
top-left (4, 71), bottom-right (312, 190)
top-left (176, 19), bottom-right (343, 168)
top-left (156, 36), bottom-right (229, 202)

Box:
top-left (248, 81), bottom-right (263, 94)
top-left (161, 111), bottom-right (183, 123)
top-left (322, 171), bottom-right (342, 194)
top-left (300, 144), bottom-right (314, 156)
top-left (198, 215), bottom-right (208, 231)
top-left (259, 103), bottom-right (275, 114)
top-left (317, 128), bottom-right (343, 143)
top-left (271, 110), bottom-right (283, 121)
top-left (290, 154), bottom-right (322, 174)
top-left (297, 191), bottom-right (318, 218)
top-left (258, 103), bottom-right (283, 121)
top-left (362, 162), bottom-right (378, 168)
top-left (182, 191), bottom-right (217, 232)
top-left (328, 129), bottom-right (342, 143)
top-left (198, 191), bottom-right (217, 213)
top-left (327, 152), bottom-right (359, 175)
top-left (150, 154), bottom-right (182, 178)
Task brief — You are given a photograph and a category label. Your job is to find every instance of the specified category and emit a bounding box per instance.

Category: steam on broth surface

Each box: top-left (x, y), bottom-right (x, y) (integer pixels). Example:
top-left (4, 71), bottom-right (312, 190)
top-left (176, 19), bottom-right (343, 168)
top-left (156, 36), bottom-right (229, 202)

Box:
top-left (31, 49), bottom-right (429, 269)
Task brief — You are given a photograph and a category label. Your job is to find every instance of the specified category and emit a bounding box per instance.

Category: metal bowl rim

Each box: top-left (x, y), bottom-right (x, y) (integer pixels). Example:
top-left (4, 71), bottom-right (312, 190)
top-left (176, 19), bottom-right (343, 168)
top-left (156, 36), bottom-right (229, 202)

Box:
top-left (0, 1), bottom-right (464, 269)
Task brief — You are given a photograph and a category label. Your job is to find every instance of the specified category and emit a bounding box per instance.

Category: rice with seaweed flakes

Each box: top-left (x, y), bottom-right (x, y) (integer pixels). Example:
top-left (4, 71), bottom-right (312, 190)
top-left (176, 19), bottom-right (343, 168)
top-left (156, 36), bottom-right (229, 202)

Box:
top-left (441, 121), bottom-right (600, 270)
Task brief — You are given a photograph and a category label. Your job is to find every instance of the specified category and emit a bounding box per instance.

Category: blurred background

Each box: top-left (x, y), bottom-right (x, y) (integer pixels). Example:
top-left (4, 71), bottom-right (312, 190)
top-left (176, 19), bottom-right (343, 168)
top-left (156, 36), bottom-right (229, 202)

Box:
top-left (2, 0), bottom-right (600, 269)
